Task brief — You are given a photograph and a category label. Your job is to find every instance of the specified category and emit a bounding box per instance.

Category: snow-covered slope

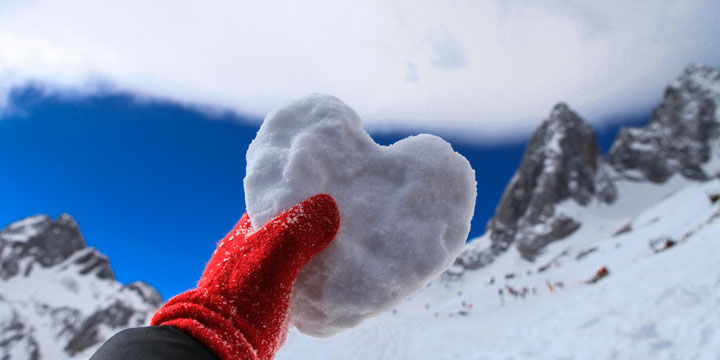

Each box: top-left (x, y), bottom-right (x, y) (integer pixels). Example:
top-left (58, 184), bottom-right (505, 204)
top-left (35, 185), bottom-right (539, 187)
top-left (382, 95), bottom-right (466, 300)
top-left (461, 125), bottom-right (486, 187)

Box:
top-left (0, 214), bottom-right (162, 359)
top-left (278, 160), bottom-right (720, 360)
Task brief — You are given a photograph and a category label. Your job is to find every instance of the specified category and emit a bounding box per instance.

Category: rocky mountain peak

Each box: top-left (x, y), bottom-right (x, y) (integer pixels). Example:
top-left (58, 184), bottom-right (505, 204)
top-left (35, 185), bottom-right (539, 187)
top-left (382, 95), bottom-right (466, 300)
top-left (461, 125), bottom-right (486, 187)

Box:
top-left (453, 65), bottom-right (720, 276)
top-left (489, 103), bottom-right (616, 261)
top-left (609, 64), bottom-right (720, 182)
top-left (532, 102), bottom-right (602, 186)
top-left (453, 103), bottom-right (617, 270)
top-left (0, 214), bottom-right (110, 280)
top-left (0, 215), bottom-right (162, 358)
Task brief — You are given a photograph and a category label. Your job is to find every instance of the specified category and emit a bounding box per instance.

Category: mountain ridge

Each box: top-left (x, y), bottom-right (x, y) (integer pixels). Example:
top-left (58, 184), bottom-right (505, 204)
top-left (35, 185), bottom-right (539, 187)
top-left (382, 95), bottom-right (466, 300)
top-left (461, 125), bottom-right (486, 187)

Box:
top-left (0, 213), bottom-right (162, 359)
top-left (453, 64), bottom-right (720, 272)
top-left (2, 64), bottom-right (719, 359)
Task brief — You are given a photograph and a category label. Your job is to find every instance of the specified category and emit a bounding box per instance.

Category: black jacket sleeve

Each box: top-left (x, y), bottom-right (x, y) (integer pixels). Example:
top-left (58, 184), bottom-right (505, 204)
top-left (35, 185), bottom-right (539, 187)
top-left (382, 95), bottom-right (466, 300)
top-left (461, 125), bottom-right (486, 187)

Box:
top-left (89, 326), bottom-right (219, 360)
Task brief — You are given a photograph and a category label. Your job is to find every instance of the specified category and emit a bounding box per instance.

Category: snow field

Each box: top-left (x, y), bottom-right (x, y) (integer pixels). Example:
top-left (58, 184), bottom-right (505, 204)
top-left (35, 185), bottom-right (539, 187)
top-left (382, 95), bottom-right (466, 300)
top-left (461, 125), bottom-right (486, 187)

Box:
top-left (278, 178), bottom-right (720, 359)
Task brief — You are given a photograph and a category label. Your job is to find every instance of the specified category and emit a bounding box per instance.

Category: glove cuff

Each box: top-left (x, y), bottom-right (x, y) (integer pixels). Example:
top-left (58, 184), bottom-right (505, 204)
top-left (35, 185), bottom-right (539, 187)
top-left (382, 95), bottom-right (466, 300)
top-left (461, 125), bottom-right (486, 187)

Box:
top-left (151, 289), bottom-right (259, 360)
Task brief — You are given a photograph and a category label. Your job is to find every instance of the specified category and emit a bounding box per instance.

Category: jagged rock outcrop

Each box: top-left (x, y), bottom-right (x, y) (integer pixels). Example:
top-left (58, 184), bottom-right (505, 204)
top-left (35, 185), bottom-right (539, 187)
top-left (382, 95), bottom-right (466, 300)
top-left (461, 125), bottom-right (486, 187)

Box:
top-left (609, 65), bottom-right (720, 182)
top-left (453, 64), bottom-right (720, 275)
top-left (490, 104), bottom-right (616, 261)
top-left (0, 214), bottom-right (96, 279)
top-left (454, 104), bottom-right (617, 269)
top-left (0, 214), bottom-right (162, 359)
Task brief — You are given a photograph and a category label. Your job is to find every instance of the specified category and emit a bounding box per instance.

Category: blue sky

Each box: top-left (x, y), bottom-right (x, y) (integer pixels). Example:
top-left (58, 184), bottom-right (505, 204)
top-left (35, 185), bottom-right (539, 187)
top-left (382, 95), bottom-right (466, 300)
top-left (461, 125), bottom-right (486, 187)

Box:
top-left (1, 85), bottom-right (646, 299)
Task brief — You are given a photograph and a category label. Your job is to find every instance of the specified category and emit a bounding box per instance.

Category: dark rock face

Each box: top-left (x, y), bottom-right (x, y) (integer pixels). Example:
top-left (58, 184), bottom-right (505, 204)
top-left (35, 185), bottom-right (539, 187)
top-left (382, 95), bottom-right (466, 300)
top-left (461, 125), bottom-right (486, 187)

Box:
top-left (122, 281), bottom-right (164, 308)
top-left (487, 103), bottom-right (616, 261)
top-left (451, 241), bottom-right (495, 272)
top-left (452, 104), bottom-right (616, 272)
top-left (0, 215), bottom-right (162, 359)
top-left (58, 282), bottom-right (164, 356)
top-left (609, 65), bottom-right (720, 182)
top-left (71, 248), bottom-right (115, 280)
top-left (65, 301), bottom-right (140, 355)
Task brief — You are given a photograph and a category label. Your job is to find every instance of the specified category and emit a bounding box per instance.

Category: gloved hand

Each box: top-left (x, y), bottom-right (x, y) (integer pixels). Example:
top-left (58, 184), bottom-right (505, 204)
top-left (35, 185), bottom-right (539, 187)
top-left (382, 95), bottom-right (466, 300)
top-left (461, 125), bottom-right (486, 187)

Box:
top-left (151, 194), bottom-right (340, 360)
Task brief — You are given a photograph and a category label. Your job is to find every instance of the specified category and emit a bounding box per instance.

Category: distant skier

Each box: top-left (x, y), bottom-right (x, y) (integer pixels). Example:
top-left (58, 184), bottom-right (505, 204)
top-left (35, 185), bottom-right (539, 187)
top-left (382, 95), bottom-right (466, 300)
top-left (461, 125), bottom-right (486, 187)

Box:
top-left (498, 288), bottom-right (505, 306)
top-left (651, 238), bottom-right (677, 253)
top-left (90, 194), bottom-right (341, 360)
top-left (656, 239), bottom-right (676, 252)
top-left (587, 266), bottom-right (609, 284)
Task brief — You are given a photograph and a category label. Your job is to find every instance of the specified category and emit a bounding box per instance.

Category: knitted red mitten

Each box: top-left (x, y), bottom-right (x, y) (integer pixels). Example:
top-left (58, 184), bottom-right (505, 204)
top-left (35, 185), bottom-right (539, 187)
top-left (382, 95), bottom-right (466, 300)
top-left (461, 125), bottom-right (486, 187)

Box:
top-left (151, 194), bottom-right (340, 360)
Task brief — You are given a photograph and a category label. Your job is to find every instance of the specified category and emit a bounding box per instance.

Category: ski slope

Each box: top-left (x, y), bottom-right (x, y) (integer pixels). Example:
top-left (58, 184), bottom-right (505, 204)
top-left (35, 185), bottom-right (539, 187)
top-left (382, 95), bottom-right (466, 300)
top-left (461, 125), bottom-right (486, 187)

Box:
top-left (278, 177), bottom-right (720, 359)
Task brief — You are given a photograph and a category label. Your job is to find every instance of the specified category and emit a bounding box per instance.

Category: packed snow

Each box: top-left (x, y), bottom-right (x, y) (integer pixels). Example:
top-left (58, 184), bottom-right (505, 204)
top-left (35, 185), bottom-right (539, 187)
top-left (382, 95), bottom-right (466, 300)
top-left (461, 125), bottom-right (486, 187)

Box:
top-left (244, 94), bottom-right (477, 337)
top-left (276, 177), bottom-right (720, 359)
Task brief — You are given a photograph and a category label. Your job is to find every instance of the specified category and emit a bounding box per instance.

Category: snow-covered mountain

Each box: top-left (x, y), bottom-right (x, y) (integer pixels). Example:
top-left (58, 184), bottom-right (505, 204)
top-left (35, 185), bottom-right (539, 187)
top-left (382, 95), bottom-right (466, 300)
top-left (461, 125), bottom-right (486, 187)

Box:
top-left (277, 64), bottom-right (720, 359)
top-left (609, 64), bottom-right (720, 182)
top-left (455, 64), bottom-right (720, 272)
top-left (0, 214), bottom-right (162, 359)
top-left (2, 64), bottom-right (719, 360)
top-left (466, 102), bottom-right (618, 266)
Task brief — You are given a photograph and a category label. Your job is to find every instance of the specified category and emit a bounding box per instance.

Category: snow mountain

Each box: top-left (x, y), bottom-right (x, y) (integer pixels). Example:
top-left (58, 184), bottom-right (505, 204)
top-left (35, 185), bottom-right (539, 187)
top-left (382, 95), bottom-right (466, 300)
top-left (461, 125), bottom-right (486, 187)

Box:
top-left (2, 64), bottom-right (719, 360)
top-left (455, 64), bottom-right (720, 272)
top-left (0, 214), bottom-right (162, 359)
top-left (278, 64), bottom-right (720, 359)
top-left (609, 64), bottom-right (720, 182)
top-left (484, 103), bottom-right (617, 263)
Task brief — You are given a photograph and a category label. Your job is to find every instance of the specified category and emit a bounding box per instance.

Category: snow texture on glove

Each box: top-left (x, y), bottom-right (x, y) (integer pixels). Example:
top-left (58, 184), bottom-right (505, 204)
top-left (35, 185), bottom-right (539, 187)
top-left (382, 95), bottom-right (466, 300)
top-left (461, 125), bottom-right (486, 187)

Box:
top-left (245, 94), bottom-right (477, 337)
top-left (151, 194), bottom-right (340, 360)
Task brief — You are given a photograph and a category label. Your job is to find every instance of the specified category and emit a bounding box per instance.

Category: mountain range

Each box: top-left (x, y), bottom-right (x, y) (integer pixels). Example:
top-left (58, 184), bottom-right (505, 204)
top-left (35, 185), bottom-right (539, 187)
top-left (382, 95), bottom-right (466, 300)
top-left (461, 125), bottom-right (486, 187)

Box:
top-left (1, 64), bottom-right (719, 359)
top-left (454, 64), bottom-right (720, 271)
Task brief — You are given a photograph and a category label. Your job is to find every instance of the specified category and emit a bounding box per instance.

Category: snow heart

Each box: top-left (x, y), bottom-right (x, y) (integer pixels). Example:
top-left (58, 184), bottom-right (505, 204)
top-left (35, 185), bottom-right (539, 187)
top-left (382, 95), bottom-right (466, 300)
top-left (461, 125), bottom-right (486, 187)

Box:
top-left (244, 94), bottom-right (476, 337)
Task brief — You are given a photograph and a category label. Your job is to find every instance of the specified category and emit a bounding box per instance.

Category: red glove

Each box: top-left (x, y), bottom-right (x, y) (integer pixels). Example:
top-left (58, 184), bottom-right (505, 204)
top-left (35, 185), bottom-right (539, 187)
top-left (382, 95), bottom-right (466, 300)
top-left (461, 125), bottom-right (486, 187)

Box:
top-left (151, 194), bottom-right (340, 360)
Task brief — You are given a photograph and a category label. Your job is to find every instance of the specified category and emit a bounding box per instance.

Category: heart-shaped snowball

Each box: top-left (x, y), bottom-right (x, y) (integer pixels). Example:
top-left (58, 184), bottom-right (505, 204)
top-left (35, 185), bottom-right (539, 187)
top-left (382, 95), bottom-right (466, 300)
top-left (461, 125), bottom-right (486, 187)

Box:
top-left (244, 94), bottom-right (476, 337)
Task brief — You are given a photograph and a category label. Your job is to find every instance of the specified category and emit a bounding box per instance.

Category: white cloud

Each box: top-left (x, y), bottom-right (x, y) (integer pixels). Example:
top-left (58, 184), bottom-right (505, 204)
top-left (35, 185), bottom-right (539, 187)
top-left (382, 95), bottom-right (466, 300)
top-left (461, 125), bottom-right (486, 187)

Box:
top-left (429, 34), bottom-right (467, 72)
top-left (0, 0), bottom-right (719, 139)
top-left (405, 62), bottom-right (420, 83)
